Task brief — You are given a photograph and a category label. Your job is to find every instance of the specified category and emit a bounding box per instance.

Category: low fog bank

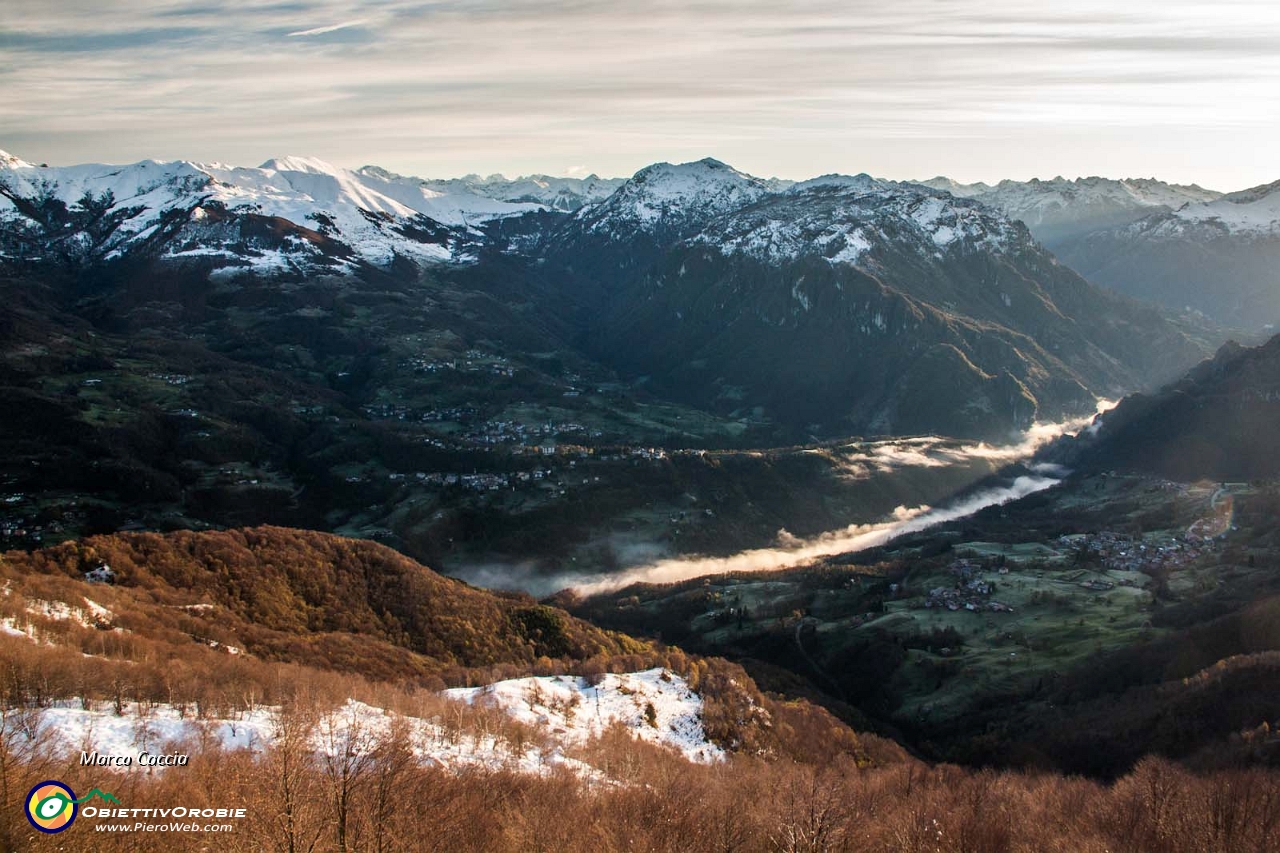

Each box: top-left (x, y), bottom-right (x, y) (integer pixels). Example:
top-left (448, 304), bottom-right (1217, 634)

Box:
top-left (452, 406), bottom-right (1109, 597)
top-left (565, 474), bottom-right (1059, 595)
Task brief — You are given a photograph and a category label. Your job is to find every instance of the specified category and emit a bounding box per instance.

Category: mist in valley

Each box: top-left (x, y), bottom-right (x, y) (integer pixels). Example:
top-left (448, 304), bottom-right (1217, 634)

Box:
top-left (454, 406), bottom-right (1109, 596)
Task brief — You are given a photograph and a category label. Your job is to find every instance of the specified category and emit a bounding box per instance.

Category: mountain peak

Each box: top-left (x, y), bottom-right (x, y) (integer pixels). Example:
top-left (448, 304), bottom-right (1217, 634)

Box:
top-left (1167, 177), bottom-right (1280, 234)
top-left (912, 176), bottom-right (992, 197)
top-left (0, 150), bottom-right (33, 169)
top-left (630, 157), bottom-right (753, 182)
top-left (259, 155), bottom-right (343, 175)
top-left (1219, 178), bottom-right (1280, 205)
top-left (577, 158), bottom-right (772, 232)
top-left (790, 173), bottom-right (885, 194)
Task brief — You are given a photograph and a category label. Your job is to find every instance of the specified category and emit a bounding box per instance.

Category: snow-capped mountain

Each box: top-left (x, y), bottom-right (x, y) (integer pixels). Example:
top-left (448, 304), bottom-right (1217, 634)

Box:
top-left (917, 176), bottom-right (1222, 248)
top-left (0, 151), bottom-right (543, 272)
top-left (910, 173), bottom-right (1280, 328)
top-left (697, 179), bottom-right (1019, 267)
top-left (519, 158), bottom-right (790, 309)
top-left (363, 169), bottom-right (626, 212)
top-left (1053, 179), bottom-right (1280, 328)
top-left (1167, 179), bottom-right (1280, 235)
top-left (572, 157), bottom-right (775, 239)
top-left (914, 176), bottom-right (994, 197)
top-left (0, 148), bottom-right (1219, 439)
top-left (570, 174), bottom-right (1211, 439)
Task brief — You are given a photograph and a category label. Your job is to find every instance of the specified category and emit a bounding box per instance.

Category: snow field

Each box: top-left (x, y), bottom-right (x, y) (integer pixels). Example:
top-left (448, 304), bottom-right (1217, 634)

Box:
top-left (22, 669), bottom-right (721, 780)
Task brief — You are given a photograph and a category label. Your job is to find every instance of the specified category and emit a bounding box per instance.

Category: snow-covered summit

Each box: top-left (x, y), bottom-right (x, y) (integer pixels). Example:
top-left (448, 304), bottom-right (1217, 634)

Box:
top-left (980, 176), bottom-right (1220, 219)
top-left (692, 180), bottom-right (1022, 267)
top-left (1045, 176), bottom-right (1280, 329)
top-left (202, 156), bottom-right (543, 229)
top-left (790, 173), bottom-right (887, 194)
top-left (1168, 178), bottom-right (1280, 235)
top-left (576, 158), bottom-right (774, 234)
top-left (31, 668), bottom-right (727, 781)
top-left (914, 176), bottom-right (994, 196)
top-left (0, 155), bottom-right (211, 199)
top-left (364, 169), bottom-right (626, 212)
top-left (1084, 177), bottom-right (1280, 244)
top-left (0, 150), bottom-right (545, 271)
top-left (918, 175), bottom-right (1223, 246)
top-left (258, 155), bottom-right (341, 174)
top-left (0, 150), bottom-right (33, 169)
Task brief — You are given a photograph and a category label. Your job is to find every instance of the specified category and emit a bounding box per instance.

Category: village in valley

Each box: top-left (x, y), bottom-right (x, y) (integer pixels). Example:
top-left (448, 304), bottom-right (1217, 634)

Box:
top-left (588, 472), bottom-right (1266, 735)
top-left (847, 475), bottom-right (1249, 719)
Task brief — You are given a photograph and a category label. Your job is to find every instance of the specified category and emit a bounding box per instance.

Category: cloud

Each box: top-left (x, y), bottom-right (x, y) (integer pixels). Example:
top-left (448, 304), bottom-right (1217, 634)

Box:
top-left (4, 1), bottom-right (1280, 186)
top-left (286, 19), bottom-right (368, 38)
top-left (847, 399), bottom-right (1114, 476)
top-left (0, 26), bottom-right (211, 53)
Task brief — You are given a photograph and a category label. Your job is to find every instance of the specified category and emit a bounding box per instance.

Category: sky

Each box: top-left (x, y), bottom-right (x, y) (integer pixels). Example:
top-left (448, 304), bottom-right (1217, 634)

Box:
top-left (3, 0), bottom-right (1279, 189)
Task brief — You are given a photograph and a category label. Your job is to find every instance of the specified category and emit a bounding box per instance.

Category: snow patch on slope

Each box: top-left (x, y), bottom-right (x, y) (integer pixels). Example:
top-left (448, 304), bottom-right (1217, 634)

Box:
top-left (446, 668), bottom-right (724, 764)
top-left (25, 669), bottom-right (722, 777)
top-left (34, 699), bottom-right (594, 777)
top-left (0, 593), bottom-right (117, 642)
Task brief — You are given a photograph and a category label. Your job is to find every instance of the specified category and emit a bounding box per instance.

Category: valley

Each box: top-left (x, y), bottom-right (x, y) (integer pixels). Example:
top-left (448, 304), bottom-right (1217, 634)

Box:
top-left (2, 154), bottom-right (1273, 786)
top-left (566, 471), bottom-right (1277, 770)
top-left (7, 4), bottom-right (1280, 848)
top-left (7, 152), bottom-right (1217, 588)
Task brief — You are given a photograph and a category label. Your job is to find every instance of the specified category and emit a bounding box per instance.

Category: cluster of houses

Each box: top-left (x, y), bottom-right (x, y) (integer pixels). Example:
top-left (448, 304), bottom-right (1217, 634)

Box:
top-left (0, 516), bottom-right (38, 541)
top-left (210, 467), bottom-right (269, 487)
top-left (84, 564), bottom-right (117, 583)
top-left (1058, 530), bottom-right (1216, 575)
top-left (360, 401), bottom-right (614, 451)
top-left (461, 419), bottom-right (594, 447)
top-left (360, 403), bottom-right (477, 423)
top-left (381, 469), bottom-right (555, 492)
top-left (0, 508), bottom-right (69, 545)
top-left (0, 485), bottom-right (92, 547)
top-left (922, 558), bottom-right (1015, 613)
top-left (923, 584), bottom-right (1015, 614)
top-left (402, 351), bottom-right (516, 378)
top-left (365, 465), bottom-right (608, 498)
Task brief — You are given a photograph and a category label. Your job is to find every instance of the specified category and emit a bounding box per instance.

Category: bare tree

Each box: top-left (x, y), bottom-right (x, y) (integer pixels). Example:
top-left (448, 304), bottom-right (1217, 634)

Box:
top-left (318, 703), bottom-right (378, 853)
top-left (369, 716), bottom-right (416, 853)
top-left (267, 702), bottom-right (324, 853)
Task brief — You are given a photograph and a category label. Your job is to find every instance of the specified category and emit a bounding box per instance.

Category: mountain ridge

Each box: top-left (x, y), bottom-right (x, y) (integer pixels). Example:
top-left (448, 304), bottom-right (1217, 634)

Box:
top-left (1058, 333), bottom-right (1280, 480)
top-left (0, 148), bottom-right (1225, 442)
top-left (915, 172), bottom-right (1278, 328)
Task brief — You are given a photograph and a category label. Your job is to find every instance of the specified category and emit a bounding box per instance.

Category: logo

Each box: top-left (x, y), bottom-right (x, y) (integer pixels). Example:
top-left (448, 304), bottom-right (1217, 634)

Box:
top-left (24, 782), bottom-right (119, 834)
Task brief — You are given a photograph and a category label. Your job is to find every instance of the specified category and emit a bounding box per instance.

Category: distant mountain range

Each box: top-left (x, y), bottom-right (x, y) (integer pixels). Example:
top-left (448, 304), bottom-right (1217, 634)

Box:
top-left (0, 150), bottom-right (1222, 441)
top-left (358, 166), bottom-right (626, 212)
top-left (920, 174), bottom-right (1280, 330)
top-left (917, 175), bottom-right (1222, 247)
